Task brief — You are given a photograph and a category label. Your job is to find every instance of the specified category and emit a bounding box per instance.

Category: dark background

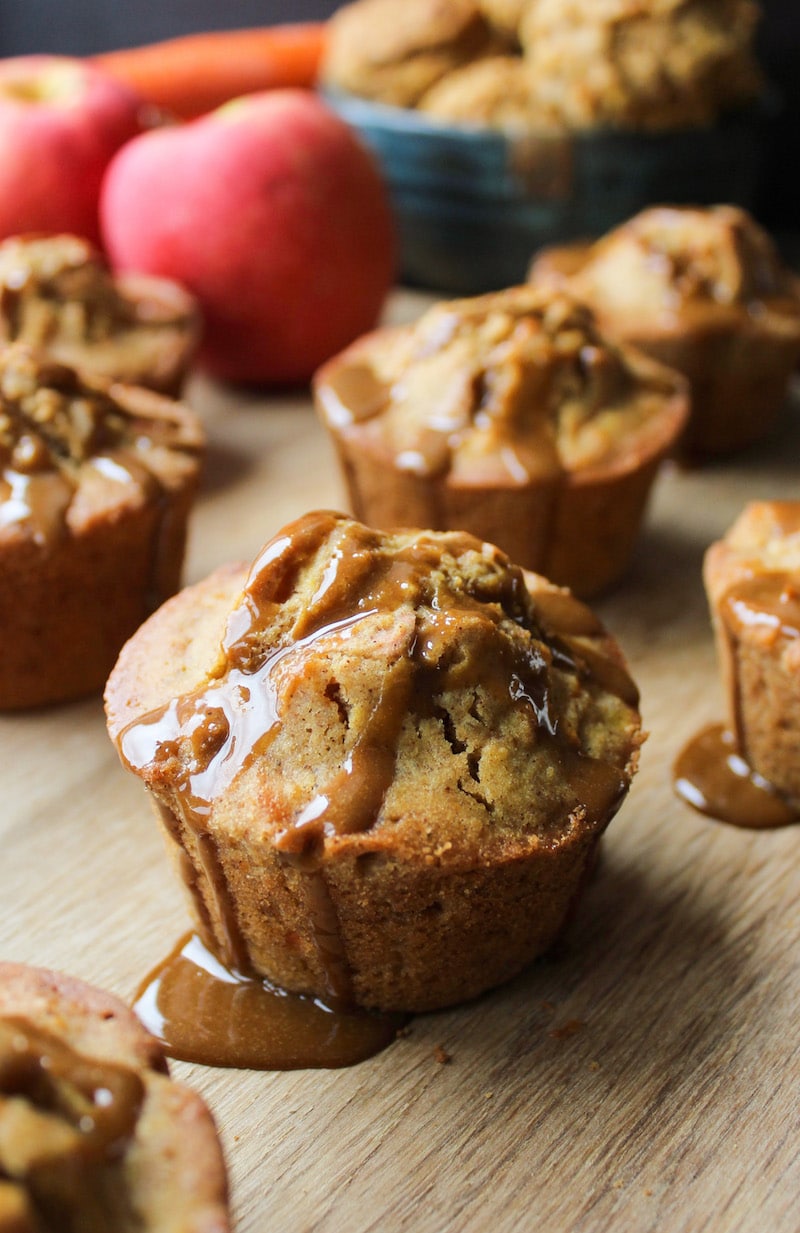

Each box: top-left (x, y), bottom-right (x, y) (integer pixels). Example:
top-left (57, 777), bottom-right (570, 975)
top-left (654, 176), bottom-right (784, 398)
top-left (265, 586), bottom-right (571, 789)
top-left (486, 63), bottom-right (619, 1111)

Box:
top-left (0, 0), bottom-right (797, 227)
top-left (0, 0), bottom-right (795, 65)
top-left (0, 2), bottom-right (342, 55)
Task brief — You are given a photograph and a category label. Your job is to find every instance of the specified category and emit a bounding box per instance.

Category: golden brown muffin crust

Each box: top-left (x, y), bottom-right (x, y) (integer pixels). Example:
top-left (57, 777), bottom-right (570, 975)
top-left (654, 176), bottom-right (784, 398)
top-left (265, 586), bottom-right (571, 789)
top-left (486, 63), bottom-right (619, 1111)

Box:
top-left (107, 511), bottom-right (643, 1009)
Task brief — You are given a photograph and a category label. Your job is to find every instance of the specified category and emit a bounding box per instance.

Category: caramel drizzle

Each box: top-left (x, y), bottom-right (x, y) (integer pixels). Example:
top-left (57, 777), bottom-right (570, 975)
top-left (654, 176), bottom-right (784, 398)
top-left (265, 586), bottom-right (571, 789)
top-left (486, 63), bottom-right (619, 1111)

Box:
top-left (120, 512), bottom-right (634, 997)
top-left (0, 1016), bottom-right (144, 1163)
top-left (674, 569), bottom-right (800, 829)
top-left (317, 297), bottom-right (636, 487)
top-left (0, 357), bottom-right (197, 551)
top-left (673, 724), bottom-right (796, 830)
top-left (720, 572), bottom-right (800, 642)
top-left (719, 570), bottom-right (800, 762)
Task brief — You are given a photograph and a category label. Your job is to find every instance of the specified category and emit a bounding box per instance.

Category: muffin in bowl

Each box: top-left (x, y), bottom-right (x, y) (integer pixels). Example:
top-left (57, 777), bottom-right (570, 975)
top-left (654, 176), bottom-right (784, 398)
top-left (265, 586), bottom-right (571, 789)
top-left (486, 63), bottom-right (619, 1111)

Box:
top-left (0, 343), bottom-right (204, 709)
top-left (314, 285), bottom-right (687, 597)
top-left (0, 961), bottom-right (230, 1232)
top-left (529, 205), bottom-right (800, 459)
top-left (0, 233), bottom-right (200, 397)
top-left (320, 0), bottom-right (500, 108)
top-left (106, 510), bottom-right (644, 1014)
top-left (519, 0), bottom-right (762, 132)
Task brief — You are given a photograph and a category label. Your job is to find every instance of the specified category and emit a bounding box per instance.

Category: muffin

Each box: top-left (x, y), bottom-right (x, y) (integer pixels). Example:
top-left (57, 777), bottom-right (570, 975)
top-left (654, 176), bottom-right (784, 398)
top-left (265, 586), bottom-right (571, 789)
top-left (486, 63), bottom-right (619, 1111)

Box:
top-left (703, 501), bottom-right (800, 811)
top-left (314, 286), bottom-right (688, 598)
top-left (0, 961), bottom-right (230, 1233)
top-left (0, 343), bottom-right (204, 710)
top-left (418, 55), bottom-right (550, 128)
top-left (0, 234), bottom-right (200, 397)
top-left (320, 0), bottom-right (500, 108)
top-left (519, 0), bottom-right (762, 131)
top-left (106, 510), bottom-right (644, 1014)
top-left (529, 206), bottom-right (800, 458)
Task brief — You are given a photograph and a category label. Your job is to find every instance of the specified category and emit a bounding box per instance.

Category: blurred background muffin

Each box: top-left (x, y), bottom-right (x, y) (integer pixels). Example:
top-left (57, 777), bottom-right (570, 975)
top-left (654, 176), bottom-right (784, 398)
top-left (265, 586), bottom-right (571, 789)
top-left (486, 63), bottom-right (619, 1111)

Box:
top-left (322, 0), bottom-right (762, 130)
top-left (0, 344), bottom-right (204, 709)
top-left (529, 205), bottom-right (800, 459)
top-left (320, 0), bottom-right (501, 108)
top-left (315, 284), bottom-right (687, 596)
top-left (518, 0), bottom-right (762, 132)
top-left (0, 233), bottom-right (199, 397)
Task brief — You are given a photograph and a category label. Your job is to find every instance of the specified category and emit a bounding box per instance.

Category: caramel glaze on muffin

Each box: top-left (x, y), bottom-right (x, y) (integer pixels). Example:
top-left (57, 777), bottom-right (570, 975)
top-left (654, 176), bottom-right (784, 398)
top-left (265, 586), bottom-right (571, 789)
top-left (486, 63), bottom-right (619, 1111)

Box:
top-left (0, 962), bottom-right (230, 1233)
top-left (0, 234), bottom-right (200, 397)
top-left (320, 0), bottom-right (503, 108)
top-left (106, 510), bottom-right (644, 1014)
top-left (702, 502), bottom-right (800, 814)
top-left (0, 343), bottom-right (204, 709)
top-left (314, 286), bottom-right (688, 598)
top-left (529, 206), bottom-right (800, 459)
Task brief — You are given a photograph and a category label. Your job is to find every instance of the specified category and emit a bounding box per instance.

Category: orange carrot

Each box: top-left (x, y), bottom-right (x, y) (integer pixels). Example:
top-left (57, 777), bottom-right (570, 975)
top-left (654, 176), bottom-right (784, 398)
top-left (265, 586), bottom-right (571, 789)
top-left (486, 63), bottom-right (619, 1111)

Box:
top-left (92, 23), bottom-right (328, 120)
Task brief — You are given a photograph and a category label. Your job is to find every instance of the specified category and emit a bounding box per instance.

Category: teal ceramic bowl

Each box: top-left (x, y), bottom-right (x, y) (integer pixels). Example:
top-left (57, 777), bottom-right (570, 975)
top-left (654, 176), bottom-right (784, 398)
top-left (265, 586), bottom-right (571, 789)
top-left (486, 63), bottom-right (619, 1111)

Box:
top-left (325, 88), bottom-right (771, 296)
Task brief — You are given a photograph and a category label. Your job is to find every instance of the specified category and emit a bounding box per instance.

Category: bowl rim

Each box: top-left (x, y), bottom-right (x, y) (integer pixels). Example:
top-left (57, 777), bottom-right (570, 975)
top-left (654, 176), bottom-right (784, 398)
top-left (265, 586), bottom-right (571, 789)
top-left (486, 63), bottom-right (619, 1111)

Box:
top-left (321, 84), bottom-right (779, 148)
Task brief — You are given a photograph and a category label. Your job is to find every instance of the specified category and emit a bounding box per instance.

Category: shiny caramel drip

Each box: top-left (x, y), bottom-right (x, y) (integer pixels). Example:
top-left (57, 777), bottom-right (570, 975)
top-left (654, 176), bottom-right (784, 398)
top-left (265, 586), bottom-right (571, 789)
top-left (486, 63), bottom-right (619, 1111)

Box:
top-left (0, 1016), bottom-right (144, 1162)
top-left (315, 361), bottom-right (389, 426)
top-left (0, 467), bottom-right (73, 545)
top-left (673, 568), bottom-right (800, 829)
top-left (532, 588), bottom-right (639, 708)
top-left (134, 934), bottom-right (408, 1071)
top-left (120, 513), bottom-right (633, 1064)
top-left (0, 1017), bottom-right (146, 1232)
top-left (0, 349), bottom-right (198, 594)
top-left (719, 572), bottom-right (800, 643)
top-left (673, 724), bottom-right (796, 830)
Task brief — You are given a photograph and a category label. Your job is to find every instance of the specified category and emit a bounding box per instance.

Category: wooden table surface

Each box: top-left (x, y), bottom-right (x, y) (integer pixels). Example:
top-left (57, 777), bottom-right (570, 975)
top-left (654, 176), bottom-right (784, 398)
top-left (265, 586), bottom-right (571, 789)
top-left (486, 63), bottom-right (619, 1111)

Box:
top-left (3, 291), bottom-right (800, 1233)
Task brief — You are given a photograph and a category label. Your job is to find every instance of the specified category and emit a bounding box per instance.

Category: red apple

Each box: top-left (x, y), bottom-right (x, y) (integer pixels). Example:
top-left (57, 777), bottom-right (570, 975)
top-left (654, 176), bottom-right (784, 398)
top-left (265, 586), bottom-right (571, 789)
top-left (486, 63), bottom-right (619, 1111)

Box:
top-left (0, 55), bottom-right (147, 246)
top-left (100, 89), bottom-right (396, 385)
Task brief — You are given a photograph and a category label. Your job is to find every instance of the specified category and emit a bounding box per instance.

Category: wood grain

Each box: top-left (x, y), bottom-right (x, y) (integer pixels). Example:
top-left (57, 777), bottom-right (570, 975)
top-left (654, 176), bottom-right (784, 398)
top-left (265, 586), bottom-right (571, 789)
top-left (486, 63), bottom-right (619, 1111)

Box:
top-left (2, 291), bottom-right (800, 1233)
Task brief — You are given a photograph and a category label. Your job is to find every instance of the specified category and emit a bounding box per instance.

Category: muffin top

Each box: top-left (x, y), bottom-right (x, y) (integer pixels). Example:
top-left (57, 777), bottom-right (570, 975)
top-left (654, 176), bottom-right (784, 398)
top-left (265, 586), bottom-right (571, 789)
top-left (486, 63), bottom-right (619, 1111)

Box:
top-left (0, 962), bottom-right (230, 1233)
top-left (320, 0), bottom-right (498, 107)
top-left (315, 285), bottom-right (687, 485)
top-left (418, 55), bottom-right (549, 128)
top-left (108, 510), bottom-right (643, 869)
top-left (0, 233), bottom-right (199, 390)
top-left (520, 0), bottom-right (761, 130)
top-left (535, 206), bottom-right (800, 338)
top-left (0, 343), bottom-right (204, 546)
